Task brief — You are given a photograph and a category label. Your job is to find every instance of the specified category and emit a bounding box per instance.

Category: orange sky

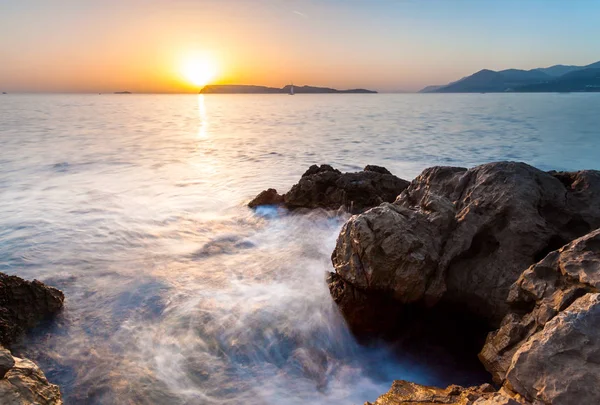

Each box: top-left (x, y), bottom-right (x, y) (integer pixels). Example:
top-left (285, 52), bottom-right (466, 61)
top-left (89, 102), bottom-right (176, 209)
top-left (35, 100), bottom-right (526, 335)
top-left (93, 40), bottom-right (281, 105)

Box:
top-left (2, 0), bottom-right (600, 93)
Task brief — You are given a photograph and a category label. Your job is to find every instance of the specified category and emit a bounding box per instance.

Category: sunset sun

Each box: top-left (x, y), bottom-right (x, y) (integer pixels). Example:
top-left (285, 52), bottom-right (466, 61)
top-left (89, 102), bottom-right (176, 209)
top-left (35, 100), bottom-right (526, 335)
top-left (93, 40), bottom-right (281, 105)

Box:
top-left (182, 56), bottom-right (218, 87)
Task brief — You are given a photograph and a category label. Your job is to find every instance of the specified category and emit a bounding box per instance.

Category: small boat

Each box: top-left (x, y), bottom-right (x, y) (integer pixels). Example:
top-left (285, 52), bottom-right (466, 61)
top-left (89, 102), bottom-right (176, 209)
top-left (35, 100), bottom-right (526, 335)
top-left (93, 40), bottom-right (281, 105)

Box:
top-left (289, 83), bottom-right (294, 95)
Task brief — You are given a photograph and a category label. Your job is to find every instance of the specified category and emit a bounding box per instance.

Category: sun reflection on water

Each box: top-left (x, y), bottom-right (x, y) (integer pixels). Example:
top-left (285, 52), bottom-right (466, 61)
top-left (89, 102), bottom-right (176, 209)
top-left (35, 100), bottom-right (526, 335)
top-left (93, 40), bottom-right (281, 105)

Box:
top-left (197, 94), bottom-right (208, 140)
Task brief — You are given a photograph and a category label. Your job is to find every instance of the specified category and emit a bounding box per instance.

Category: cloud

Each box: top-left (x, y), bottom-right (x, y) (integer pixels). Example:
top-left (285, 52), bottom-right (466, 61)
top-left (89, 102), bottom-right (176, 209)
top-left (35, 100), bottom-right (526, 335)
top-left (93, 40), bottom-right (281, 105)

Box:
top-left (293, 10), bottom-right (307, 18)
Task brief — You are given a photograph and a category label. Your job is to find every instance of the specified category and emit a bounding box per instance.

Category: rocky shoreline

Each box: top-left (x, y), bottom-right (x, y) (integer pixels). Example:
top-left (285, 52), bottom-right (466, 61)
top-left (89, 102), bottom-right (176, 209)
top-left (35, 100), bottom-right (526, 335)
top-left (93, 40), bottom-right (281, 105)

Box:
top-left (0, 273), bottom-right (64, 404)
top-left (250, 161), bottom-right (600, 405)
top-left (2, 160), bottom-right (599, 404)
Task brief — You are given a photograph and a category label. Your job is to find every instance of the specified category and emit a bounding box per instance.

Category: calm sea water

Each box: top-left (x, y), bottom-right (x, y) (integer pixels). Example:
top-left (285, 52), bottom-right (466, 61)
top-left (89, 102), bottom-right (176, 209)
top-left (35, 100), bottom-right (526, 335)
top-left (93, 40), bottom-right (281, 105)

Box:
top-left (1, 93), bottom-right (599, 404)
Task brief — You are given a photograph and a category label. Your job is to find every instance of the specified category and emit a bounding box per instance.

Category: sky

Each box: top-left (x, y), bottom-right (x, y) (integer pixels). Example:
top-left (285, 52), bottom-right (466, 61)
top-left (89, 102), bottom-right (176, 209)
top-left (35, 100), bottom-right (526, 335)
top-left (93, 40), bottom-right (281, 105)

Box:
top-left (1, 0), bottom-right (600, 93)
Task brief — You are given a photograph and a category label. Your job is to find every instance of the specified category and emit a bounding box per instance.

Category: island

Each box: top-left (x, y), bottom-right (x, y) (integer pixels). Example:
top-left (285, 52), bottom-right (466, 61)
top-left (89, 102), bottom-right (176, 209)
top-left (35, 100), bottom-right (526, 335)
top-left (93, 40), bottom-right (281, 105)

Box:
top-left (114, 91), bottom-right (132, 94)
top-left (199, 84), bottom-right (377, 94)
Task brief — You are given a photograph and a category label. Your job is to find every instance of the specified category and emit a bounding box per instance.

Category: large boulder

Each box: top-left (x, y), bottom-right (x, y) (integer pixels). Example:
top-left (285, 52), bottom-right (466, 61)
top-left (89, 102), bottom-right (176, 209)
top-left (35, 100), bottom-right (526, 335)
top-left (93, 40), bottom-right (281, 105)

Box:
top-left (365, 380), bottom-right (523, 405)
top-left (0, 272), bottom-right (65, 346)
top-left (330, 162), bottom-right (600, 332)
top-left (0, 345), bottom-right (62, 405)
top-left (248, 164), bottom-right (410, 214)
top-left (479, 229), bottom-right (600, 404)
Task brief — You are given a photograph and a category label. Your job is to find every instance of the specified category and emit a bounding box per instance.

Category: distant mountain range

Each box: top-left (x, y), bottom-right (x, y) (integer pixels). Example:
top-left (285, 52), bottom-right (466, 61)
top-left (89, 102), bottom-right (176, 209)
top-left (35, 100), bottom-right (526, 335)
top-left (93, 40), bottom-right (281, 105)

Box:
top-left (200, 85), bottom-right (377, 94)
top-left (421, 60), bottom-right (600, 93)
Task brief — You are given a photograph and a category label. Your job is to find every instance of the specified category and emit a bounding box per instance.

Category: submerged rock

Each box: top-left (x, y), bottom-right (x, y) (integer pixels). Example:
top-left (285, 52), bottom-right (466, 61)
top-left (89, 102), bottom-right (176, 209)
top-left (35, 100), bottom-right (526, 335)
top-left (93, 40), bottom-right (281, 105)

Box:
top-left (0, 345), bottom-right (62, 405)
top-left (0, 272), bottom-right (65, 346)
top-left (249, 164), bottom-right (410, 214)
top-left (330, 162), bottom-right (600, 334)
top-left (479, 229), bottom-right (600, 404)
top-left (365, 380), bottom-right (522, 405)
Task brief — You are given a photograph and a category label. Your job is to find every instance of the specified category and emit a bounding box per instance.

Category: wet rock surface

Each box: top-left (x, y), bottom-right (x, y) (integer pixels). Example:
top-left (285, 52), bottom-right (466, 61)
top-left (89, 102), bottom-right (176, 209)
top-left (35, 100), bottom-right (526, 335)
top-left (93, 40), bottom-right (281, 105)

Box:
top-left (365, 380), bottom-right (522, 405)
top-left (0, 273), bottom-right (64, 404)
top-left (248, 164), bottom-right (410, 214)
top-left (330, 162), bottom-right (600, 332)
top-left (0, 345), bottom-right (62, 405)
top-left (479, 229), bottom-right (600, 404)
top-left (0, 272), bottom-right (65, 346)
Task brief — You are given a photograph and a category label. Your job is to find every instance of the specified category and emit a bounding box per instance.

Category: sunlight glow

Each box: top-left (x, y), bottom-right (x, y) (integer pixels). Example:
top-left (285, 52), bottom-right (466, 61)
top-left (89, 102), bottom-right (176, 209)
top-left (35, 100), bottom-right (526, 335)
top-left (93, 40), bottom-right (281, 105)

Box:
top-left (182, 56), bottom-right (218, 87)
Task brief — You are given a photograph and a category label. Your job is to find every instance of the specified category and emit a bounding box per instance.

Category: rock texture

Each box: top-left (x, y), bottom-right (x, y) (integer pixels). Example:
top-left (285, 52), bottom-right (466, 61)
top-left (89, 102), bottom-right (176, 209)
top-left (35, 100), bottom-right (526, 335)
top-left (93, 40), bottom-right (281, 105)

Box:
top-left (0, 272), bottom-right (65, 346)
top-left (365, 380), bottom-right (523, 405)
top-left (0, 345), bottom-right (62, 405)
top-left (248, 164), bottom-right (410, 214)
top-left (330, 162), bottom-right (600, 332)
top-left (479, 229), bottom-right (600, 404)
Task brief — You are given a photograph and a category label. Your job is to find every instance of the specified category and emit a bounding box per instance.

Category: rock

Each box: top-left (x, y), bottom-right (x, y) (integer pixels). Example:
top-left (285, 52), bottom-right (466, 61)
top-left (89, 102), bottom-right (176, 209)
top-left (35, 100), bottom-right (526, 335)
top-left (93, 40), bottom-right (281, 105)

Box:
top-left (332, 201), bottom-right (451, 304)
top-left (0, 272), bottom-right (65, 346)
top-left (330, 162), bottom-right (600, 334)
top-left (548, 170), bottom-right (600, 228)
top-left (364, 380), bottom-right (523, 405)
top-left (0, 345), bottom-right (62, 405)
top-left (0, 346), bottom-right (15, 379)
top-left (248, 188), bottom-right (284, 208)
top-left (248, 164), bottom-right (410, 214)
top-left (506, 293), bottom-right (600, 405)
top-left (327, 272), bottom-right (404, 336)
top-left (479, 229), bottom-right (600, 404)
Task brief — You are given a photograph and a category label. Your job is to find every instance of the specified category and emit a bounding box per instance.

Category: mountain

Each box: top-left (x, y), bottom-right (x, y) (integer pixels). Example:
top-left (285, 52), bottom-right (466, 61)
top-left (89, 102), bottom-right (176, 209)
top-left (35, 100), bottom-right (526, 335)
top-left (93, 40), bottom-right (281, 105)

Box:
top-left (534, 64), bottom-right (582, 77)
top-left (200, 85), bottom-right (376, 94)
top-left (421, 60), bottom-right (600, 93)
top-left (514, 68), bottom-right (600, 92)
top-left (434, 69), bottom-right (506, 93)
top-left (534, 61), bottom-right (600, 77)
top-left (432, 69), bottom-right (551, 93)
top-left (497, 69), bottom-right (551, 82)
top-left (419, 85), bottom-right (445, 93)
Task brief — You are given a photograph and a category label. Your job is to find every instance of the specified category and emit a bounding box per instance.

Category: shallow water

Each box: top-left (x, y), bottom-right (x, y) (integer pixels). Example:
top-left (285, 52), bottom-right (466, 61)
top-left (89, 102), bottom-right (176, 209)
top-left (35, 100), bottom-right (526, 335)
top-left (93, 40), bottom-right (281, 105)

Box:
top-left (1, 93), bottom-right (599, 404)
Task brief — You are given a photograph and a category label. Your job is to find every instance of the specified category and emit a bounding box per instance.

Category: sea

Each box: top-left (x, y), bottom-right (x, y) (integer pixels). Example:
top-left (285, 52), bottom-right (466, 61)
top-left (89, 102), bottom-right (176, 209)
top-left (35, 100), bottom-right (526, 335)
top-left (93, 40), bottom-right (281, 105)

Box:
top-left (1, 93), bottom-right (599, 404)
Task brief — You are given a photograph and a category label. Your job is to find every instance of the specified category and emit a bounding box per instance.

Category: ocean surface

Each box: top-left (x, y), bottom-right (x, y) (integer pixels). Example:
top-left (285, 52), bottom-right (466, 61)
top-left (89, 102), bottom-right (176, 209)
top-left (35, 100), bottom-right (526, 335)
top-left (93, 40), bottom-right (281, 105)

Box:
top-left (1, 93), bottom-right (599, 404)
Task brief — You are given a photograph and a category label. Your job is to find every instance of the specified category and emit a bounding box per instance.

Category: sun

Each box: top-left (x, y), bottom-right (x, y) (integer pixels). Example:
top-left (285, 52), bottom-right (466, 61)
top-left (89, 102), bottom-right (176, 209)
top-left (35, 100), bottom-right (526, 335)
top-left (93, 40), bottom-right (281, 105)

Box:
top-left (182, 56), bottom-right (218, 87)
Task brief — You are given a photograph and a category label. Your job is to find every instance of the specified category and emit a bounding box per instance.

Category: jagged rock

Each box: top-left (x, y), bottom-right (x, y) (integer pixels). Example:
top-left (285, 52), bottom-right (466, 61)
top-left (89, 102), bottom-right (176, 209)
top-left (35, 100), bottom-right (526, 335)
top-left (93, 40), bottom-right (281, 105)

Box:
top-left (364, 380), bottom-right (523, 405)
top-left (0, 272), bottom-right (65, 346)
top-left (0, 345), bottom-right (62, 404)
top-left (330, 162), bottom-right (600, 334)
top-left (248, 188), bottom-right (284, 208)
top-left (479, 229), bottom-right (600, 404)
top-left (248, 164), bottom-right (410, 214)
